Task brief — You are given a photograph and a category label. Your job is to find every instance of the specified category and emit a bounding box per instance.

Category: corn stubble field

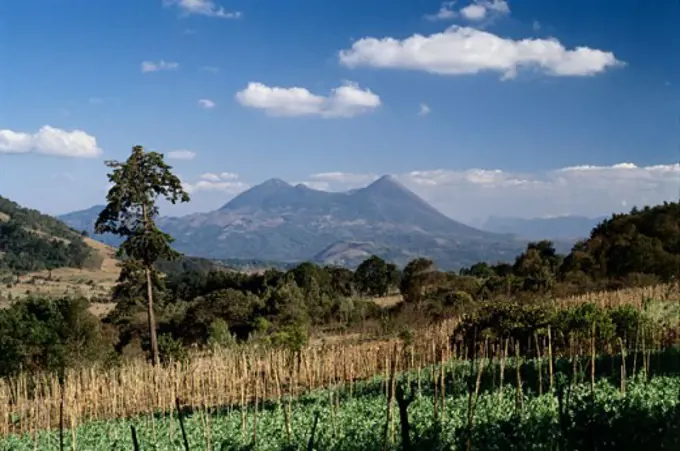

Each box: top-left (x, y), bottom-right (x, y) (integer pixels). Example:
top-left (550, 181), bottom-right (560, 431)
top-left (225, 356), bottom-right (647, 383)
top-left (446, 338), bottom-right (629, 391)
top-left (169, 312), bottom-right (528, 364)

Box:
top-left (2, 284), bottom-right (680, 450)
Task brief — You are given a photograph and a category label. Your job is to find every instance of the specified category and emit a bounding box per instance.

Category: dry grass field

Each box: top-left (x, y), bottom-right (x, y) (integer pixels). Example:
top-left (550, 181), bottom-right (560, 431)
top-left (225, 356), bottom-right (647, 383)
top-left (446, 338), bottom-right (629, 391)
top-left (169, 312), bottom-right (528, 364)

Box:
top-left (0, 238), bottom-right (119, 317)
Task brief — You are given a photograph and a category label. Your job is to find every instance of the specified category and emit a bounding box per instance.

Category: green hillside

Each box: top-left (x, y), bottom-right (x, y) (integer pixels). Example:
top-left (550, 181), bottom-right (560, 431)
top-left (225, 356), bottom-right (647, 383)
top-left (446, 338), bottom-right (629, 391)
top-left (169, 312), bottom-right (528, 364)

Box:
top-left (564, 201), bottom-right (680, 282)
top-left (0, 195), bottom-right (100, 276)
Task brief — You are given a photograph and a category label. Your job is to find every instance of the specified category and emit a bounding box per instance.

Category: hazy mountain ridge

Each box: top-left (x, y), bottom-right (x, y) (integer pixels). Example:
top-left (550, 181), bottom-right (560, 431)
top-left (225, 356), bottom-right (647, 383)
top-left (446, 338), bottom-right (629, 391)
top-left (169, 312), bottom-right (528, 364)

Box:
top-left (480, 215), bottom-right (606, 241)
top-left (57, 204), bottom-right (123, 247)
top-left (59, 176), bottom-right (529, 270)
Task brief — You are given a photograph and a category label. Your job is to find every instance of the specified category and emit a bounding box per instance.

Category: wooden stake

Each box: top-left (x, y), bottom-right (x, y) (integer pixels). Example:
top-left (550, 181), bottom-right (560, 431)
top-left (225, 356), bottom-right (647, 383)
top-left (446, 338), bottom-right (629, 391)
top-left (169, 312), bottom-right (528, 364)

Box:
top-left (590, 322), bottom-right (596, 396)
top-left (534, 332), bottom-right (543, 396)
top-left (131, 425), bottom-right (140, 451)
top-left (548, 326), bottom-right (554, 391)
top-left (175, 398), bottom-right (190, 451)
top-left (618, 337), bottom-right (627, 394)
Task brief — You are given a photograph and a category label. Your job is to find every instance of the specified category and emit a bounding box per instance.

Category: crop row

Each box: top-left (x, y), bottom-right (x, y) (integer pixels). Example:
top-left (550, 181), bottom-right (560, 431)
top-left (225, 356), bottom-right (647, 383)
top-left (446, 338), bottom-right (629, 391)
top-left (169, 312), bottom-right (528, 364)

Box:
top-left (3, 364), bottom-right (680, 450)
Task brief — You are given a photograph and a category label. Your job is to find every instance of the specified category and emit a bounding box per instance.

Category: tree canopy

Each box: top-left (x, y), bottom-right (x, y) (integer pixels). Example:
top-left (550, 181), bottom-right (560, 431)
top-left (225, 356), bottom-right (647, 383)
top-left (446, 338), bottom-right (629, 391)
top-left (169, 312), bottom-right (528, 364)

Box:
top-left (0, 195), bottom-right (97, 276)
top-left (95, 145), bottom-right (190, 365)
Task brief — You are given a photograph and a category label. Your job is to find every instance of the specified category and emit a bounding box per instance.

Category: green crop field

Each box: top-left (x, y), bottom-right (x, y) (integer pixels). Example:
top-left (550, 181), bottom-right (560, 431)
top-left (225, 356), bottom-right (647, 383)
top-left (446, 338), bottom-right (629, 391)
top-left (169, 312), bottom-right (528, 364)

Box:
top-left (3, 352), bottom-right (680, 451)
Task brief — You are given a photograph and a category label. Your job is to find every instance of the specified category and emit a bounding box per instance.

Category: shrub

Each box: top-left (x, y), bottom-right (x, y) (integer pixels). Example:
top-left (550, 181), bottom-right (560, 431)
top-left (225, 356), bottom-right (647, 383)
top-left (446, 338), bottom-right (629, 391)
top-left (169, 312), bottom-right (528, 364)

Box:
top-left (207, 318), bottom-right (237, 350)
top-left (158, 333), bottom-right (188, 365)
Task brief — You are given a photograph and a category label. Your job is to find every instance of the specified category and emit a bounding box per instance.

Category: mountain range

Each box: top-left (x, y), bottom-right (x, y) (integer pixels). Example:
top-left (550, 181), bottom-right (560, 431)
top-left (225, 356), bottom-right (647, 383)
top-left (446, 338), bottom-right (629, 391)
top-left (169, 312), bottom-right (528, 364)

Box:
top-left (58, 175), bottom-right (532, 270)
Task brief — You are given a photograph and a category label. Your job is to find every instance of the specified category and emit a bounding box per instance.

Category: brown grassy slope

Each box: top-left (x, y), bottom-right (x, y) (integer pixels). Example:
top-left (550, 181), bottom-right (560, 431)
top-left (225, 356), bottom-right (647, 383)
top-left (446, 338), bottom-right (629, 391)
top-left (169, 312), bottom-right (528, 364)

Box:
top-left (0, 237), bottom-right (119, 316)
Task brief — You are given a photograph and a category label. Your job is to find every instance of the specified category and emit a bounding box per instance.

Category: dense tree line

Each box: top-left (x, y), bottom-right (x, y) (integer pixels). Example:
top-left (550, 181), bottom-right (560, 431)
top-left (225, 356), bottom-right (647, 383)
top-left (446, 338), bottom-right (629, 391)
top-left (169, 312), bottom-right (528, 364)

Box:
top-left (0, 296), bottom-right (114, 376)
top-left (106, 201), bottom-right (680, 360)
top-left (0, 200), bottom-right (678, 376)
top-left (0, 221), bottom-right (97, 274)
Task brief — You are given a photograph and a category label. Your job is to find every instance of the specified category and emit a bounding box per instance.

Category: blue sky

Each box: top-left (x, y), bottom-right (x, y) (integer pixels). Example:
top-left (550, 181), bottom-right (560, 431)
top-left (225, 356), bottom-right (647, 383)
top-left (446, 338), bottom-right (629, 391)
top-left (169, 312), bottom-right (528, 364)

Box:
top-left (0, 0), bottom-right (678, 222)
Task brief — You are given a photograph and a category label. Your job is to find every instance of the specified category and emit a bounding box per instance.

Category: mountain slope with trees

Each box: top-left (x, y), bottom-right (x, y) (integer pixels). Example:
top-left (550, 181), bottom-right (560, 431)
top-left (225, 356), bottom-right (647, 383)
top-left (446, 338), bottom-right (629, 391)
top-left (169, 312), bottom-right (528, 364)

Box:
top-left (0, 195), bottom-right (100, 276)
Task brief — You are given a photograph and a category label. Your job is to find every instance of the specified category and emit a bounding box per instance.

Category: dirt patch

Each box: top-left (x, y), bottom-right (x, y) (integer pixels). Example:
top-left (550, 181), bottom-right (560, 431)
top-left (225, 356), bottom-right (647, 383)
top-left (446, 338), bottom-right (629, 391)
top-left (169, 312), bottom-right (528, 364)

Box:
top-left (88, 302), bottom-right (117, 318)
top-left (373, 294), bottom-right (403, 308)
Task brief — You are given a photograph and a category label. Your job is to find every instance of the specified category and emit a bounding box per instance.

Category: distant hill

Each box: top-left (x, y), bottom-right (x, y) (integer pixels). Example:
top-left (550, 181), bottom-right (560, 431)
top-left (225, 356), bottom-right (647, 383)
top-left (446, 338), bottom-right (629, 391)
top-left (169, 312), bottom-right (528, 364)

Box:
top-left (0, 195), bottom-right (101, 276)
top-left (480, 215), bottom-right (605, 241)
top-left (61, 176), bottom-right (527, 270)
top-left (57, 204), bottom-right (123, 247)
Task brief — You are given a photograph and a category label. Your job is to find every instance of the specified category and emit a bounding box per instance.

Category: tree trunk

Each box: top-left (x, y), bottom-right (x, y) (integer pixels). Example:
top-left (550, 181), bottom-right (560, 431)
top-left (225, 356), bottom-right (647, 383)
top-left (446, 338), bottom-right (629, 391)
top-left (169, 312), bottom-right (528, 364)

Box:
top-left (142, 202), bottom-right (160, 366)
top-left (146, 266), bottom-right (159, 366)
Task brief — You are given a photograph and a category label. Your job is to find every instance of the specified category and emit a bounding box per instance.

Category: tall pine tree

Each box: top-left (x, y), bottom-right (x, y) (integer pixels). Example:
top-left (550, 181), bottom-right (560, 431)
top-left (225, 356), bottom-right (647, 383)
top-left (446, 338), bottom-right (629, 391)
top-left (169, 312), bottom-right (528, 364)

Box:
top-left (95, 145), bottom-right (190, 365)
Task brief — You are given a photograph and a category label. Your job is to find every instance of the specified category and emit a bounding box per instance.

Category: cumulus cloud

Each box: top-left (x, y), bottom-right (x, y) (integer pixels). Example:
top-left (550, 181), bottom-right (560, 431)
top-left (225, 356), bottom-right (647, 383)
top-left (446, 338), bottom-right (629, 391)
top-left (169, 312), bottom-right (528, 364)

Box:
top-left (183, 172), bottom-right (249, 194)
top-left (0, 126), bottom-right (102, 158)
top-left (426, 0), bottom-right (509, 21)
top-left (460, 0), bottom-right (509, 21)
top-left (418, 103), bottom-right (431, 116)
top-left (198, 98), bottom-right (216, 109)
top-left (309, 172), bottom-right (379, 186)
top-left (141, 60), bottom-right (179, 73)
top-left (425, 1), bottom-right (457, 21)
top-left (235, 81), bottom-right (381, 118)
top-left (295, 180), bottom-right (332, 191)
top-left (163, 0), bottom-right (241, 18)
top-left (166, 149), bottom-right (197, 160)
top-left (339, 26), bottom-right (622, 79)
top-left (297, 162), bottom-right (680, 222)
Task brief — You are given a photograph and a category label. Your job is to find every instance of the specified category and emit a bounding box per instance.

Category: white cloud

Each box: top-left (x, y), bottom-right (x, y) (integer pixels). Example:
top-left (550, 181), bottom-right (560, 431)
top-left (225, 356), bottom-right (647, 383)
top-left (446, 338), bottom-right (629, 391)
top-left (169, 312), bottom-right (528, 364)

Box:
top-left (339, 26), bottom-right (622, 79)
top-left (200, 66), bottom-right (219, 73)
top-left (425, 1), bottom-right (457, 21)
top-left (309, 172), bottom-right (379, 186)
top-left (141, 60), bottom-right (179, 73)
top-left (418, 103), bottom-right (431, 116)
top-left (163, 0), bottom-right (241, 18)
top-left (295, 180), bottom-right (332, 191)
top-left (218, 172), bottom-right (238, 180)
top-left (297, 162), bottom-right (680, 221)
top-left (460, 4), bottom-right (486, 20)
top-left (486, 0), bottom-right (510, 13)
top-left (0, 126), bottom-right (102, 158)
top-left (426, 0), bottom-right (509, 22)
top-left (235, 81), bottom-right (381, 118)
top-left (200, 172), bottom-right (221, 182)
top-left (198, 98), bottom-right (216, 109)
top-left (167, 149), bottom-right (197, 160)
top-left (532, 20), bottom-right (541, 31)
top-left (183, 172), bottom-right (249, 193)
top-left (460, 0), bottom-right (509, 21)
